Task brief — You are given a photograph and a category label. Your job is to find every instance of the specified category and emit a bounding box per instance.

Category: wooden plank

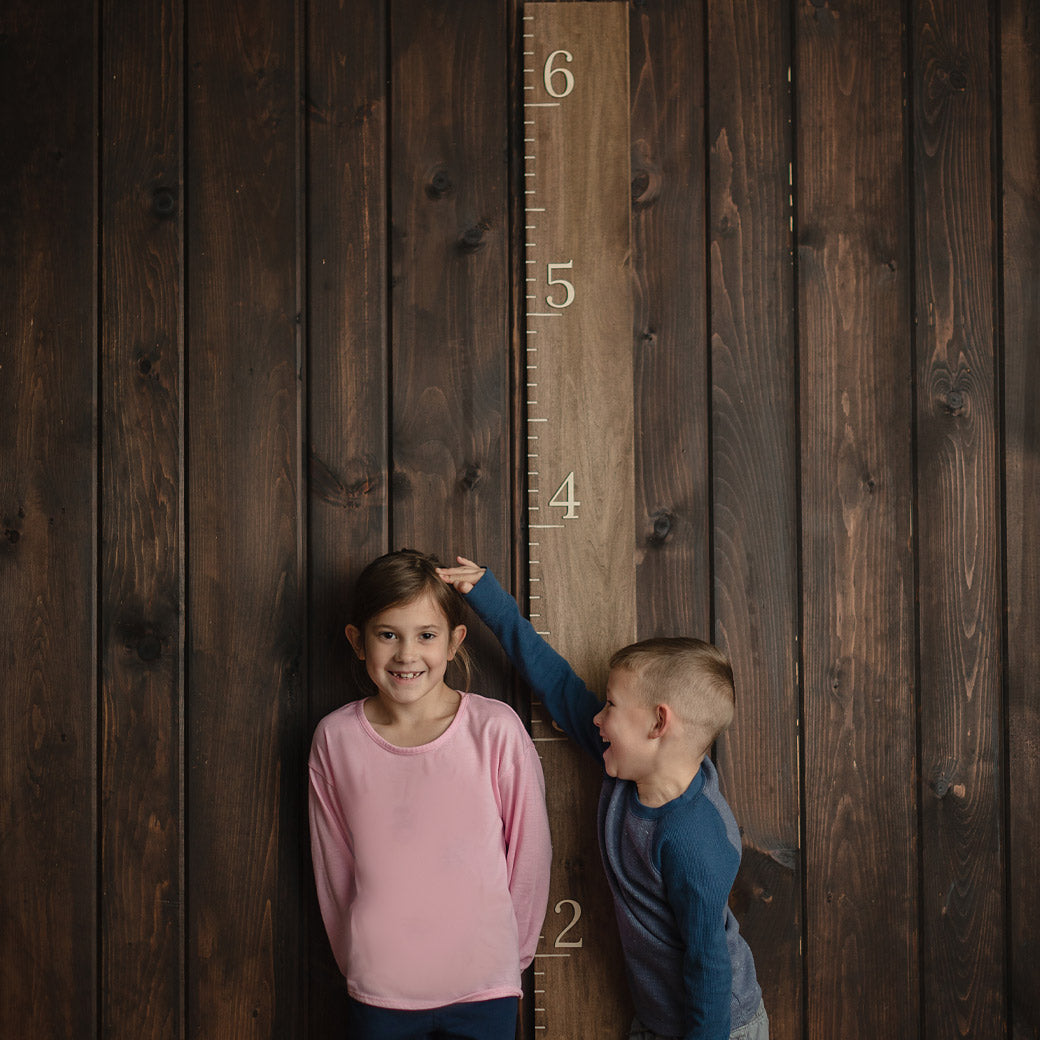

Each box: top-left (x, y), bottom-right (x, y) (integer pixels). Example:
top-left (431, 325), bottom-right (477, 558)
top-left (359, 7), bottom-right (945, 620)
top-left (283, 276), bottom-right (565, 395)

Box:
top-left (1002, 5), bottom-right (1040, 1037)
top-left (0, 2), bottom-right (99, 1038)
top-left (185, 0), bottom-right (304, 1034)
top-left (912, 4), bottom-right (1005, 1036)
top-left (630, 0), bottom-right (710, 643)
top-left (795, 1), bottom-right (919, 1035)
top-left (305, 0), bottom-right (388, 1031)
top-left (705, 2), bottom-right (802, 1037)
top-left (388, 0), bottom-right (516, 703)
top-left (99, 0), bottom-right (185, 1035)
top-left (520, 6), bottom-right (633, 1038)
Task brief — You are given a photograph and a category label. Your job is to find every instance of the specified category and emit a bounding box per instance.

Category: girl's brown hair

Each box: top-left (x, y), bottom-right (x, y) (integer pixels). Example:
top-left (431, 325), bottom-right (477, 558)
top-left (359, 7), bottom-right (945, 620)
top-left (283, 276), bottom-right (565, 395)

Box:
top-left (349, 549), bottom-right (472, 691)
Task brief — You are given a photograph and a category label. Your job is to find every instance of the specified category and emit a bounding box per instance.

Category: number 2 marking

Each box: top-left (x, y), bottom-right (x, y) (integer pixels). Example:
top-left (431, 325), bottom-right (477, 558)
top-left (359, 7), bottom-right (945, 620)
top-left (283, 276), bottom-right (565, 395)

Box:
top-left (554, 899), bottom-right (583, 948)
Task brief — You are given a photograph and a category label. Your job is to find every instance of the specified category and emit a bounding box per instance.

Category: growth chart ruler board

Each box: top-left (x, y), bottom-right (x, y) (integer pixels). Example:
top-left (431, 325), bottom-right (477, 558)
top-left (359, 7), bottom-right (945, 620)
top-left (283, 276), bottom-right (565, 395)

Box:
top-left (522, 4), bottom-right (635, 1036)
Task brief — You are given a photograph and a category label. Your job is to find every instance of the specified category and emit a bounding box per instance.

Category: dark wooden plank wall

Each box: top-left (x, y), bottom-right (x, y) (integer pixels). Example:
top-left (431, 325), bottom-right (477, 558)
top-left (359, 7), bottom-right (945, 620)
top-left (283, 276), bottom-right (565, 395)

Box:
top-left (1003, 5), bottom-right (1040, 1039)
top-left (2, 1), bottom-right (1038, 1038)
top-left (100, 0), bottom-right (184, 1035)
top-left (798, 2), bottom-right (918, 1034)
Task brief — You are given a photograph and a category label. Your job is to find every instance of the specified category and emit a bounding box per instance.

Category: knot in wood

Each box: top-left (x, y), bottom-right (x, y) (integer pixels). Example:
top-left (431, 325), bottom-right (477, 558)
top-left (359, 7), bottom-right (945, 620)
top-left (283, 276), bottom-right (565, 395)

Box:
top-left (458, 224), bottom-right (488, 252)
top-left (426, 167), bottom-right (455, 199)
top-left (459, 464), bottom-right (483, 491)
top-left (152, 187), bottom-right (177, 219)
top-left (631, 166), bottom-right (660, 209)
top-left (648, 509), bottom-right (674, 545)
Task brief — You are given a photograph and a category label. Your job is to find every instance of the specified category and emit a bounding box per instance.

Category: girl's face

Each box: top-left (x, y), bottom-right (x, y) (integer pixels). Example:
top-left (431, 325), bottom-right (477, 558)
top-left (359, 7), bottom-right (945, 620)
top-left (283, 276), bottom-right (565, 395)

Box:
top-left (346, 591), bottom-right (466, 713)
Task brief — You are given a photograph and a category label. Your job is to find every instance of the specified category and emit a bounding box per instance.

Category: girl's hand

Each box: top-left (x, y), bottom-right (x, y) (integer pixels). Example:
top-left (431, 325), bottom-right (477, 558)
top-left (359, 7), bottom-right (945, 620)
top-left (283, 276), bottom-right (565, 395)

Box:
top-left (437, 556), bottom-right (486, 595)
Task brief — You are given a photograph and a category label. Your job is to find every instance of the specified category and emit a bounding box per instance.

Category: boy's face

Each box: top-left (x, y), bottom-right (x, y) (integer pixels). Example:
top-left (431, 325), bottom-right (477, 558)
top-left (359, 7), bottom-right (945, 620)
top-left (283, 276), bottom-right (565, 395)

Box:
top-left (592, 668), bottom-right (658, 782)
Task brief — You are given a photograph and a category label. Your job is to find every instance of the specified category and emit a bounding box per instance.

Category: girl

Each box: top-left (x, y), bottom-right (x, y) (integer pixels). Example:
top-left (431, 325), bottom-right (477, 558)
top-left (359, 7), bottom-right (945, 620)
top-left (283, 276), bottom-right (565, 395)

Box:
top-left (308, 549), bottom-right (552, 1040)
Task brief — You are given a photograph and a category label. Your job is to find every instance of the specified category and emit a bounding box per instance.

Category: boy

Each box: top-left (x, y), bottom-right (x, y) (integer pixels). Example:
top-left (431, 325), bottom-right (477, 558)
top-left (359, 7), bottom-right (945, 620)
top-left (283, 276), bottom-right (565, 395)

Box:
top-left (438, 557), bottom-right (767, 1040)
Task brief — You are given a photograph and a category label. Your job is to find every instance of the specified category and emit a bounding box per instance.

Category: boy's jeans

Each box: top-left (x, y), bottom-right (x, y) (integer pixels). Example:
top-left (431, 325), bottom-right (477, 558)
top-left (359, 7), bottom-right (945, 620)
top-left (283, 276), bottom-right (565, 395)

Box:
top-left (629, 999), bottom-right (769, 1040)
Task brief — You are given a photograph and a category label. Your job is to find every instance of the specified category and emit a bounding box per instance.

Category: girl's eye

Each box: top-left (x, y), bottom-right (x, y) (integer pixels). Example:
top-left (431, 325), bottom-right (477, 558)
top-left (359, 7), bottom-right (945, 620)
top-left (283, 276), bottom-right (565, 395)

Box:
top-left (376, 631), bottom-right (396, 641)
top-left (419, 632), bottom-right (437, 641)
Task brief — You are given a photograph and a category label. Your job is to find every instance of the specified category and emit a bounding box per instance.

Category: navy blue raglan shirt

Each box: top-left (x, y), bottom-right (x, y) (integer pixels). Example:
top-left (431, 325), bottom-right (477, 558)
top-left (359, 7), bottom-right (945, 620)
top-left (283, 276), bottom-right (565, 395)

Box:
top-left (466, 570), bottom-right (762, 1040)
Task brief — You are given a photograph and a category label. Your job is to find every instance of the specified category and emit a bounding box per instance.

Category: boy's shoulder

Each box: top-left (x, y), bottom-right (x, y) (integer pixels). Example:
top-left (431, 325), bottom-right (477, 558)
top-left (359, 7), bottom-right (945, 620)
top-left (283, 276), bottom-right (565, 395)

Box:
top-left (651, 766), bottom-right (741, 884)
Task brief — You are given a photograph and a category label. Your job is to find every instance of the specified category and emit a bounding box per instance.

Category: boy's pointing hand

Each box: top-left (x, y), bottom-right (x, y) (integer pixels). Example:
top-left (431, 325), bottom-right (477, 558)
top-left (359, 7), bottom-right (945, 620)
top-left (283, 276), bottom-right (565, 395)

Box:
top-left (436, 556), bottom-right (486, 595)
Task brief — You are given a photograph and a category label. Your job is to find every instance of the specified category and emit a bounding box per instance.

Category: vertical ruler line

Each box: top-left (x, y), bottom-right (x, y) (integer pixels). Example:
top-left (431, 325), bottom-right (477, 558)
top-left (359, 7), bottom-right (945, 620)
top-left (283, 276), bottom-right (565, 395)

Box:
top-left (520, 5), bottom-right (634, 1035)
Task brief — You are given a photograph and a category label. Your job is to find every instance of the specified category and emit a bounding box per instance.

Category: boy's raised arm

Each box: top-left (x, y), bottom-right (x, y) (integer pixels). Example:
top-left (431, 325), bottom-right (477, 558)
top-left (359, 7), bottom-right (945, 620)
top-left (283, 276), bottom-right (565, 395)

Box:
top-left (439, 557), bottom-right (604, 761)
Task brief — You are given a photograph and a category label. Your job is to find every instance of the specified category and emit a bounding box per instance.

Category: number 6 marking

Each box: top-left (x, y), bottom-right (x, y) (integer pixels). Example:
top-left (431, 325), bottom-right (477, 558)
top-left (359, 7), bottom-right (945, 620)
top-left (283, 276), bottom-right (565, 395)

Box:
top-left (544, 50), bottom-right (575, 99)
top-left (554, 899), bottom-right (583, 948)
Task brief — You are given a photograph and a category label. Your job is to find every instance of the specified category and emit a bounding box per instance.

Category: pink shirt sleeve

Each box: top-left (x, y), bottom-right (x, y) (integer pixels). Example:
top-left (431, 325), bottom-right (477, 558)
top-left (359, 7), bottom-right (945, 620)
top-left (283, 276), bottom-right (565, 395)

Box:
top-left (308, 754), bottom-right (355, 980)
top-left (495, 718), bottom-right (553, 969)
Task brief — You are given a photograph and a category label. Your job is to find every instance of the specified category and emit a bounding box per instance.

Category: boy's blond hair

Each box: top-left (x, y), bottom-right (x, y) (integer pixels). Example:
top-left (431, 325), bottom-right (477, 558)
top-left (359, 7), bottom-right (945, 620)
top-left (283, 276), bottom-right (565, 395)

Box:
top-left (609, 638), bottom-right (735, 748)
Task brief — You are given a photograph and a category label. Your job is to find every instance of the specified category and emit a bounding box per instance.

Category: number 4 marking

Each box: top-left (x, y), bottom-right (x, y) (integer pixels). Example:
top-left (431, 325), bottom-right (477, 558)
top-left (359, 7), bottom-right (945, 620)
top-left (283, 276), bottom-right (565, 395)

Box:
top-left (549, 471), bottom-right (580, 519)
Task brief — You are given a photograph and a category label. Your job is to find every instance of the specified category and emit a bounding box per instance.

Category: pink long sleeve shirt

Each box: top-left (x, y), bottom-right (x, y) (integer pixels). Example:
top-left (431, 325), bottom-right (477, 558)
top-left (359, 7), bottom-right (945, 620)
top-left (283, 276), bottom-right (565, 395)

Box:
top-left (308, 692), bottom-right (552, 1010)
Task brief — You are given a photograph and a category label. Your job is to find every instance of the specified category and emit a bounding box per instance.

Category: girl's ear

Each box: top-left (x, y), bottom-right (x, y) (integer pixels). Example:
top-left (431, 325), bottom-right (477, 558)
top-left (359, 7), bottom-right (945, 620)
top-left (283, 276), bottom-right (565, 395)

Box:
top-left (345, 624), bottom-right (365, 660)
top-left (447, 624), bottom-right (467, 660)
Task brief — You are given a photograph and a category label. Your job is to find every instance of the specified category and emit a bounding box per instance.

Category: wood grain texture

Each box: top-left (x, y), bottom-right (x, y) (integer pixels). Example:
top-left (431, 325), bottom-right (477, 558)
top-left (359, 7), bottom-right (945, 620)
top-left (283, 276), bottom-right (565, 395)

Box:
top-left (629, 0), bottom-right (710, 641)
top-left (912, 3), bottom-right (1005, 1036)
top-left (2, 2), bottom-right (1040, 1038)
top-left (796, 1), bottom-right (919, 1035)
top-left (99, 0), bottom-right (185, 1035)
top-left (706, 2), bottom-right (802, 1037)
top-left (389, 0), bottom-right (516, 706)
top-left (1002, 6), bottom-right (1040, 1037)
top-left (0, 2), bottom-right (99, 1037)
top-left (186, 0), bottom-right (304, 1034)
top-left (305, 0), bottom-right (389, 1032)
top-left (523, 6), bottom-right (634, 1036)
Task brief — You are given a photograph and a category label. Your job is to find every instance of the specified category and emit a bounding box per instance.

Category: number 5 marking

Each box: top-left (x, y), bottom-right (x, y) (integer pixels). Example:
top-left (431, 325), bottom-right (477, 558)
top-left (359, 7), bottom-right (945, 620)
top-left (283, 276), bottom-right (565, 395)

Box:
top-left (546, 261), bottom-right (575, 309)
top-left (554, 899), bottom-right (583, 948)
top-left (549, 471), bottom-right (580, 519)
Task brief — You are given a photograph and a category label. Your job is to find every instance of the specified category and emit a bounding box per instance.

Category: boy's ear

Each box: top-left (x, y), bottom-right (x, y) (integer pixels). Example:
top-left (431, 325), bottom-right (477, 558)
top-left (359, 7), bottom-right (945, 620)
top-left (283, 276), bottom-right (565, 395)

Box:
top-left (345, 624), bottom-right (365, 660)
top-left (650, 703), bottom-right (672, 739)
top-left (447, 624), bottom-right (467, 660)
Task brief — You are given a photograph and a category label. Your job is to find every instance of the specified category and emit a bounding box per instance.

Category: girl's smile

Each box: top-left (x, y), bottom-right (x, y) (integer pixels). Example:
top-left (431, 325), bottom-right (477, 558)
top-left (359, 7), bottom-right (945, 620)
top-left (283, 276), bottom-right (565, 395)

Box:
top-left (346, 591), bottom-right (467, 725)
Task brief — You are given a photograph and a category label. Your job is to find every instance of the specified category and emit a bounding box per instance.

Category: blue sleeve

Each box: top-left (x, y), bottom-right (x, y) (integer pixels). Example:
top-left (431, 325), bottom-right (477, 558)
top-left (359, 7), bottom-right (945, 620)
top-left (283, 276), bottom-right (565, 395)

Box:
top-left (658, 817), bottom-right (737, 1040)
top-left (465, 569), bottom-right (605, 762)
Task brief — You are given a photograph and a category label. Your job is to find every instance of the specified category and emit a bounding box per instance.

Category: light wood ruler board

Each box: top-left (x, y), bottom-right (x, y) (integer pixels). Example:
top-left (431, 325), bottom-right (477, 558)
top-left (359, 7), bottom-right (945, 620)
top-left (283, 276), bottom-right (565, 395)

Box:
top-left (522, 3), bottom-right (635, 1036)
